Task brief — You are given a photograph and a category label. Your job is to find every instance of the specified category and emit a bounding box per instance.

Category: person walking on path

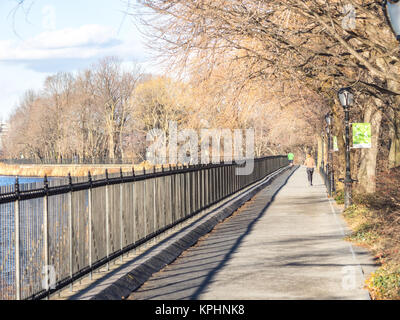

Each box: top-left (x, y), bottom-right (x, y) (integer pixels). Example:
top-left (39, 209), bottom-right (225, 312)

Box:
top-left (288, 152), bottom-right (294, 166)
top-left (304, 154), bottom-right (315, 186)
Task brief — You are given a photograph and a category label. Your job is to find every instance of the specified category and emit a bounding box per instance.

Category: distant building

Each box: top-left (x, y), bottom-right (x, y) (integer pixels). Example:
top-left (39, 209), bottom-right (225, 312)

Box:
top-left (0, 122), bottom-right (9, 153)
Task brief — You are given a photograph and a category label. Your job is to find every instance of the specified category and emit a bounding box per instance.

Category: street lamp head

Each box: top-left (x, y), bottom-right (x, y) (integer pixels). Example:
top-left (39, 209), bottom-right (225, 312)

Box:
top-left (383, 0), bottom-right (400, 42)
top-left (338, 87), bottom-right (354, 109)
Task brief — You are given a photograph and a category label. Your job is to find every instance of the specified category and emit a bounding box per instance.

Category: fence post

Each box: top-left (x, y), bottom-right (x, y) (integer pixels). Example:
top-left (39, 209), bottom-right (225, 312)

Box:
top-left (180, 165), bottom-right (183, 218)
top-left (184, 165), bottom-right (188, 217)
top-left (161, 165), bottom-right (166, 228)
top-left (105, 169), bottom-right (110, 271)
top-left (217, 163), bottom-right (222, 202)
top-left (143, 167), bottom-right (147, 246)
top-left (169, 164), bottom-right (173, 232)
top-left (235, 163), bottom-right (238, 193)
top-left (198, 165), bottom-right (202, 210)
top-left (205, 165), bottom-right (209, 208)
top-left (120, 168), bottom-right (124, 262)
top-left (14, 178), bottom-right (21, 300)
top-left (68, 173), bottom-right (73, 291)
top-left (43, 175), bottom-right (50, 299)
top-left (228, 164), bottom-right (232, 197)
top-left (222, 162), bottom-right (226, 198)
top-left (153, 166), bottom-right (157, 243)
top-left (176, 165), bottom-right (180, 224)
top-left (201, 165), bottom-right (205, 209)
top-left (210, 165), bottom-right (214, 206)
top-left (132, 167), bottom-right (136, 248)
top-left (184, 164), bottom-right (188, 217)
top-left (188, 164), bottom-right (192, 215)
top-left (88, 171), bottom-right (93, 280)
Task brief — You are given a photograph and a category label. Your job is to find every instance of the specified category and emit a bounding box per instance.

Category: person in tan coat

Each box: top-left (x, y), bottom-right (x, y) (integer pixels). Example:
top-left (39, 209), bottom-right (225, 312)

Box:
top-left (304, 154), bottom-right (315, 186)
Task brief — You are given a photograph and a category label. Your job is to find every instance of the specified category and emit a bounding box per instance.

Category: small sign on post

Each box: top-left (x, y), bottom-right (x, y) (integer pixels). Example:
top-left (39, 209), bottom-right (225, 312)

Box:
top-left (352, 123), bottom-right (372, 149)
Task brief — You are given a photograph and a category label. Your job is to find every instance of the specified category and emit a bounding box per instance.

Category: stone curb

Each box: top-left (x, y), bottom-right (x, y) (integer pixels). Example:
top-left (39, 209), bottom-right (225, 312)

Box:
top-left (72, 166), bottom-right (295, 300)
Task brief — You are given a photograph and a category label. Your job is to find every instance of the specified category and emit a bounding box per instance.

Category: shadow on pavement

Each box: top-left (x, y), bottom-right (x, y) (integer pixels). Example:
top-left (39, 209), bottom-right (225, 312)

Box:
top-left (189, 167), bottom-right (298, 299)
top-left (129, 166), bottom-right (298, 300)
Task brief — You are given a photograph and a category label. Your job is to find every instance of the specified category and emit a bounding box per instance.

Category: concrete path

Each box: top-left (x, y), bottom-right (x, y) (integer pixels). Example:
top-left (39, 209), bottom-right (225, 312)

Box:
top-left (128, 167), bottom-right (376, 300)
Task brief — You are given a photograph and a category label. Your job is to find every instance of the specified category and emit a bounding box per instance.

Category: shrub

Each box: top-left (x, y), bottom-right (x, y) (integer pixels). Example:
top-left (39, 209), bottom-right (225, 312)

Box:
top-left (334, 190), bottom-right (344, 205)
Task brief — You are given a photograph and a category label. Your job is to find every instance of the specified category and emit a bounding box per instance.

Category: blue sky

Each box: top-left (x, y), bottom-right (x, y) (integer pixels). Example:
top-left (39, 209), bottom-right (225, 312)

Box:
top-left (0, 0), bottom-right (155, 121)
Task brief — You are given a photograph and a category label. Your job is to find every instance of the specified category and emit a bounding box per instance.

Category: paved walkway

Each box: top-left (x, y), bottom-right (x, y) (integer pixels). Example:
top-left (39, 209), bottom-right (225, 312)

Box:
top-left (128, 167), bottom-right (376, 300)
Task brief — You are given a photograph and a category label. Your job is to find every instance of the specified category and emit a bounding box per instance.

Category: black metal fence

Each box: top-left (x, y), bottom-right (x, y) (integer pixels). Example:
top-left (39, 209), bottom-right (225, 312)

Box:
top-left (0, 156), bottom-right (288, 300)
top-left (0, 158), bottom-right (141, 165)
top-left (320, 165), bottom-right (332, 196)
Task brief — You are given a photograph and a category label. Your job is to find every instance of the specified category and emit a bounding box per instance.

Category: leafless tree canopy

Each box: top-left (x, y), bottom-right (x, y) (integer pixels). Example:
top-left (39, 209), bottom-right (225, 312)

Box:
top-left (129, 0), bottom-right (400, 192)
top-left (3, 1), bottom-right (400, 193)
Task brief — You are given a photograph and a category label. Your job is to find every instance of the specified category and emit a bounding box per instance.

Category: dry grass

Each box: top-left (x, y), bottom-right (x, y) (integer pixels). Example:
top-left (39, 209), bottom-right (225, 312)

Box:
top-left (341, 167), bottom-right (400, 300)
top-left (0, 161), bottom-right (163, 177)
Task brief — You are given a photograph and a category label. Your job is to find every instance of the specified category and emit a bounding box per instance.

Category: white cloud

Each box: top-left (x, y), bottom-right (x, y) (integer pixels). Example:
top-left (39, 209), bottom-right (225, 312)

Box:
top-left (0, 24), bottom-right (149, 119)
top-left (28, 25), bottom-right (117, 50)
top-left (0, 24), bottom-right (149, 67)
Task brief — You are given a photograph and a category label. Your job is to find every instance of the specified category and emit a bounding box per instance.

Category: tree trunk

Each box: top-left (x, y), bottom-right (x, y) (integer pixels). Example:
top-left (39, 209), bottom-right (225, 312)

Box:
top-left (357, 101), bottom-right (382, 193)
top-left (386, 65), bottom-right (400, 168)
top-left (108, 130), bottom-right (115, 160)
top-left (389, 110), bottom-right (400, 169)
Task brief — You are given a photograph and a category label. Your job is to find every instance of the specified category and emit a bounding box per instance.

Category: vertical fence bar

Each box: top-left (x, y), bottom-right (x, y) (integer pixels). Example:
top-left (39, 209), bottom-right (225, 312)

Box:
top-left (228, 164), bottom-right (232, 196)
top-left (143, 168), bottom-right (147, 243)
top-left (223, 165), bottom-right (226, 197)
top-left (68, 173), bottom-right (73, 291)
top-left (220, 165), bottom-right (223, 200)
top-left (161, 165), bottom-right (166, 228)
top-left (14, 178), bottom-right (21, 300)
top-left (184, 165), bottom-right (187, 217)
top-left (211, 165), bottom-right (214, 204)
top-left (43, 175), bottom-right (50, 299)
top-left (218, 166), bottom-right (221, 201)
top-left (181, 166), bottom-right (184, 218)
top-left (105, 169), bottom-right (110, 271)
top-left (188, 165), bottom-right (192, 216)
top-left (177, 166), bottom-right (182, 221)
top-left (198, 166), bottom-right (202, 210)
top-left (178, 166), bottom-right (183, 219)
top-left (88, 172), bottom-right (93, 280)
top-left (169, 165), bottom-right (173, 231)
top-left (120, 168), bottom-right (124, 262)
top-left (234, 163), bottom-right (237, 192)
top-left (132, 167), bottom-right (137, 247)
top-left (199, 166), bottom-right (202, 211)
top-left (153, 166), bottom-right (157, 243)
top-left (225, 164), bottom-right (228, 197)
top-left (201, 165), bottom-right (205, 209)
top-left (206, 165), bottom-right (209, 205)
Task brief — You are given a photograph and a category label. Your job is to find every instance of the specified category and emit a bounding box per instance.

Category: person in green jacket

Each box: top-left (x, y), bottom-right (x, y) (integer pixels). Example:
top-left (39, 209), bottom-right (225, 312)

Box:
top-left (288, 153), bottom-right (294, 166)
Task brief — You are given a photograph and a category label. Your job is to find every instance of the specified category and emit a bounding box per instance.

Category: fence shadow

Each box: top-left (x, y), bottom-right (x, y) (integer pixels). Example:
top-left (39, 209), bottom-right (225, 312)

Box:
top-left (128, 166), bottom-right (298, 300)
top-left (189, 167), bottom-right (297, 299)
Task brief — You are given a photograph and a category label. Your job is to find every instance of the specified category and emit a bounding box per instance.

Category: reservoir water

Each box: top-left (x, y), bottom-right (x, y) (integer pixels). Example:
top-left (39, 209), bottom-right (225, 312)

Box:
top-left (0, 176), bottom-right (45, 187)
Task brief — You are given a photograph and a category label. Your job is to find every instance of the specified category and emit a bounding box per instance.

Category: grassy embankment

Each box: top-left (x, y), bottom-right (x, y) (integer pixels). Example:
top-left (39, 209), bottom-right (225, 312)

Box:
top-left (334, 167), bottom-right (400, 300)
top-left (0, 161), bottom-right (156, 177)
